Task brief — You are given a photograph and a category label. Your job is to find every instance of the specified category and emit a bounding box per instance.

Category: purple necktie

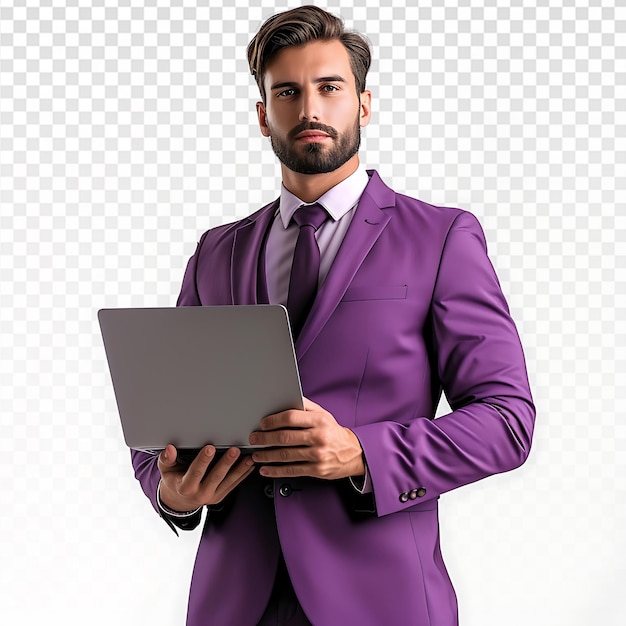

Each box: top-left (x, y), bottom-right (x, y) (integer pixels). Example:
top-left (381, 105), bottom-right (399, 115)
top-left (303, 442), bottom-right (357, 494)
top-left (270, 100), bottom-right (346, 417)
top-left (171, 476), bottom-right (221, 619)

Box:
top-left (287, 203), bottom-right (329, 340)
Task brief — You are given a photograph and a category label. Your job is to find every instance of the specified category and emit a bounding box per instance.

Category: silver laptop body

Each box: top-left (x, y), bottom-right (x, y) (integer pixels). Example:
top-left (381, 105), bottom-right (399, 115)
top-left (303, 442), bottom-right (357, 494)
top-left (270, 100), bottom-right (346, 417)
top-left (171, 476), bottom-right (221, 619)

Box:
top-left (98, 305), bottom-right (303, 451)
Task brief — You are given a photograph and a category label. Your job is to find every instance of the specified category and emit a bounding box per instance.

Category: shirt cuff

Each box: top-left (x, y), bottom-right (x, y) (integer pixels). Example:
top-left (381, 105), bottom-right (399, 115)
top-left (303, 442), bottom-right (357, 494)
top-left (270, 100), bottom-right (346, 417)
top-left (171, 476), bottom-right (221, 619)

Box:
top-left (157, 479), bottom-right (202, 518)
top-left (348, 465), bottom-right (373, 494)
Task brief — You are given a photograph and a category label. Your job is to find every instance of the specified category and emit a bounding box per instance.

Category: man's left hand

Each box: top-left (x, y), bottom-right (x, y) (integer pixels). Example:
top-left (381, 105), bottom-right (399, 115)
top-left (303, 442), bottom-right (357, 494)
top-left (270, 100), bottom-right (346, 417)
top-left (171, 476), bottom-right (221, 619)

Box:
top-left (249, 398), bottom-right (365, 480)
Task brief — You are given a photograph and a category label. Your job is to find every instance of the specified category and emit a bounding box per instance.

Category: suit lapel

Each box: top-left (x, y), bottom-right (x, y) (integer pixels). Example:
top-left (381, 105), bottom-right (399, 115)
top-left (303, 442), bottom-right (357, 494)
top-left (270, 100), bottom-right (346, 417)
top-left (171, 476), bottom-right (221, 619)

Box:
top-left (230, 201), bottom-right (278, 305)
top-left (296, 172), bottom-right (395, 358)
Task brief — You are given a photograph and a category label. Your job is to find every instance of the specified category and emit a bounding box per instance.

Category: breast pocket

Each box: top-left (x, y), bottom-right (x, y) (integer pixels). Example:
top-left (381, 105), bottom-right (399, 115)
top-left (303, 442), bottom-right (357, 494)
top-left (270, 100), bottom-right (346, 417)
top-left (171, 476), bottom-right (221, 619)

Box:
top-left (340, 284), bottom-right (408, 302)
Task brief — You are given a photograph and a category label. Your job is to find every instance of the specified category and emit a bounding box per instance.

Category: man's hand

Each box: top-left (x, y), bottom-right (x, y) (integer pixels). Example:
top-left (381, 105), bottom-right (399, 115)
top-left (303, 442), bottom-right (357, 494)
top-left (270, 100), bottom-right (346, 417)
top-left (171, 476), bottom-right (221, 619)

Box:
top-left (158, 444), bottom-right (255, 513)
top-left (249, 398), bottom-right (365, 480)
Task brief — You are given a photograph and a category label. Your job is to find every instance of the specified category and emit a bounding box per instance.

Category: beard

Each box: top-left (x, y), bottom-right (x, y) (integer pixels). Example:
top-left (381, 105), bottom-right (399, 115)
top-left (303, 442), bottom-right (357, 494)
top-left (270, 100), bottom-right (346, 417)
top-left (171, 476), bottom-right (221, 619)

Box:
top-left (268, 114), bottom-right (361, 175)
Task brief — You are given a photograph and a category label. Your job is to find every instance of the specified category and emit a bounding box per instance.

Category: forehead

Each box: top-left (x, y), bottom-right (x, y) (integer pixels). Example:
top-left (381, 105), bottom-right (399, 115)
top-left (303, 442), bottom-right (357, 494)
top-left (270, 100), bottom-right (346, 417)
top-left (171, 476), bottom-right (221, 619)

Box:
top-left (263, 39), bottom-right (354, 88)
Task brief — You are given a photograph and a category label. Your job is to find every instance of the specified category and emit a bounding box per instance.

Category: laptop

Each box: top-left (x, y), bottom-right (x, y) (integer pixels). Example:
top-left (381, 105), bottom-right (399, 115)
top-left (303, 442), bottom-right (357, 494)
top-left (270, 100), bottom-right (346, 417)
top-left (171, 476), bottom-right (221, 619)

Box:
top-left (98, 305), bottom-right (303, 453)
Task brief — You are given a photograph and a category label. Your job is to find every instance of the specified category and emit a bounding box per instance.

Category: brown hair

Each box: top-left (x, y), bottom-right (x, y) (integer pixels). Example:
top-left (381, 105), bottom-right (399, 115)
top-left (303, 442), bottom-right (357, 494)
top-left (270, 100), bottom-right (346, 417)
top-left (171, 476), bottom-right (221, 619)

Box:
top-left (247, 5), bottom-right (371, 103)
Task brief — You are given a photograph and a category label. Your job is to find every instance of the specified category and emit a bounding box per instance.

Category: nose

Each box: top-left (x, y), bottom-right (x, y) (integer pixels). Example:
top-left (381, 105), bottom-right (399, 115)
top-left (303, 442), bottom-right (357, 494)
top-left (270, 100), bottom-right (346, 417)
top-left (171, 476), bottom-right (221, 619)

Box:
top-left (299, 88), bottom-right (320, 122)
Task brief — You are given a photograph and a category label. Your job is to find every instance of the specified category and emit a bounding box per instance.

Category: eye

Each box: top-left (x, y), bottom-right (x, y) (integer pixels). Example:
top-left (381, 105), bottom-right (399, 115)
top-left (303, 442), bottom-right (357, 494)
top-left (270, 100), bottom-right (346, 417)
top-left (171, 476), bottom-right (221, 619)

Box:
top-left (321, 84), bottom-right (339, 93)
top-left (277, 88), bottom-right (297, 98)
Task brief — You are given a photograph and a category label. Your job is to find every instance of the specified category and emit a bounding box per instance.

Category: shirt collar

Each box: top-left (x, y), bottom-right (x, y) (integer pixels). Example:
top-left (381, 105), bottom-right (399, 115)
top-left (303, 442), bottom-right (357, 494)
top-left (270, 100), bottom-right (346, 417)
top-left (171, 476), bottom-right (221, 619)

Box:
top-left (278, 165), bottom-right (369, 228)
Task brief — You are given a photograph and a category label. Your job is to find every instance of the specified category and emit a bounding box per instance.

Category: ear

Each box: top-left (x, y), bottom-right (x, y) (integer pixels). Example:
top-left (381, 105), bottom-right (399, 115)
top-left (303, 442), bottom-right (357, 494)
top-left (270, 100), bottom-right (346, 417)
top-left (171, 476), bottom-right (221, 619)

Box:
top-left (359, 90), bottom-right (372, 128)
top-left (256, 101), bottom-right (271, 137)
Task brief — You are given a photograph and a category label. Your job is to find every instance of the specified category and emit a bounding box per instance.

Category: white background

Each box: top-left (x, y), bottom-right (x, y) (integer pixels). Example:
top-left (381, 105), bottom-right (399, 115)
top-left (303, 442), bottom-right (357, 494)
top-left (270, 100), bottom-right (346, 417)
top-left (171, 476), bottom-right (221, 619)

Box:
top-left (1, 1), bottom-right (623, 624)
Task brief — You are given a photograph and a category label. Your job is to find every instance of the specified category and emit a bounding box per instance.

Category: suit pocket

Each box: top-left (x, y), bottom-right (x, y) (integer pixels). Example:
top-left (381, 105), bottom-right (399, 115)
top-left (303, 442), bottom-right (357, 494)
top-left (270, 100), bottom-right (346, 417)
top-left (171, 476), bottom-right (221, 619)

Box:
top-left (341, 284), bottom-right (408, 302)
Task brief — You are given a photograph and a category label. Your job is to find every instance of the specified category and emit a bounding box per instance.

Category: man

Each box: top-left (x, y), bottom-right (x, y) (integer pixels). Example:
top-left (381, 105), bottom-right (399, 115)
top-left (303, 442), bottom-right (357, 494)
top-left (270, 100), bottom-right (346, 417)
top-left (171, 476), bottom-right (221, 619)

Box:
top-left (132, 6), bottom-right (535, 625)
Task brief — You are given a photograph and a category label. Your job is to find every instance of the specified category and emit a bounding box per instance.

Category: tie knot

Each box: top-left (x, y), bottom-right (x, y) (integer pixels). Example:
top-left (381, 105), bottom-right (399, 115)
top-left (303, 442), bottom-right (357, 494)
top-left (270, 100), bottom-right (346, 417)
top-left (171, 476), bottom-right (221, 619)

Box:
top-left (292, 203), bottom-right (328, 231)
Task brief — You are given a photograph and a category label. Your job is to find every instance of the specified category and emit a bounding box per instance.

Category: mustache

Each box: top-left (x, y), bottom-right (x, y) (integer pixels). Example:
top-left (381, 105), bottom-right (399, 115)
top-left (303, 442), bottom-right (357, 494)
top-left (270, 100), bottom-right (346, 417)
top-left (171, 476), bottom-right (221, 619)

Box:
top-left (288, 122), bottom-right (338, 141)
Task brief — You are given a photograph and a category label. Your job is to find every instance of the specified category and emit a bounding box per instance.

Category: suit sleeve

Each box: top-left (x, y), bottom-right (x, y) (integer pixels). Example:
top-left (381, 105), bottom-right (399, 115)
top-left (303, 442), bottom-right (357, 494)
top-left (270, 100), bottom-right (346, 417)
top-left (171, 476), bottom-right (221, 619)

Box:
top-left (352, 211), bottom-right (535, 517)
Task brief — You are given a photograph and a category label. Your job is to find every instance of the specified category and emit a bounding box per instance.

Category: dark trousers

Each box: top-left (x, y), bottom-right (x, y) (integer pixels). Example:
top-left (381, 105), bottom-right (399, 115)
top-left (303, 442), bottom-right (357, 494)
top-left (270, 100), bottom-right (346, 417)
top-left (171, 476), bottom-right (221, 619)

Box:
top-left (257, 553), bottom-right (312, 626)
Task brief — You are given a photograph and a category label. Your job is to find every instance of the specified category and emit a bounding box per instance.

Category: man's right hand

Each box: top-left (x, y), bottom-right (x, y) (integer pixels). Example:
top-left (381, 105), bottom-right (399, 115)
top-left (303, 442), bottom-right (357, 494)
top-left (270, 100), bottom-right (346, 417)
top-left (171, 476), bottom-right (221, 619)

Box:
top-left (157, 444), bottom-right (255, 513)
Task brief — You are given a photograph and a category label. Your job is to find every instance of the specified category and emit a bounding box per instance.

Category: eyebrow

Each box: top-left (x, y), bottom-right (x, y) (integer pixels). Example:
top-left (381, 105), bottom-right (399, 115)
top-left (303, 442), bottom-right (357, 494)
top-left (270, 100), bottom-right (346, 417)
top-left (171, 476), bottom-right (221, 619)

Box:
top-left (270, 76), bottom-right (347, 91)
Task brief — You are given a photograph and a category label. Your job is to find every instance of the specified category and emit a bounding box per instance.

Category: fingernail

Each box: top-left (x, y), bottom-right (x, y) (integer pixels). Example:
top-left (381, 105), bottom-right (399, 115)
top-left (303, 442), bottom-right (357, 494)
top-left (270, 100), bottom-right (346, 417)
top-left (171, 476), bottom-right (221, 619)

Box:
top-left (249, 434), bottom-right (258, 445)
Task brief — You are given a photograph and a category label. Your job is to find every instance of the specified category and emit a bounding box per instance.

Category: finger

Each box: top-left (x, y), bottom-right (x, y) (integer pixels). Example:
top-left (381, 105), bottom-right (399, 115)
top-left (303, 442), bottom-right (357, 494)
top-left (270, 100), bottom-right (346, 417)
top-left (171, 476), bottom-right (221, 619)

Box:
top-left (179, 445), bottom-right (216, 489)
top-left (258, 462), bottom-right (317, 479)
top-left (196, 447), bottom-right (242, 492)
top-left (158, 444), bottom-right (180, 474)
top-left (258, 410), bottom-right (287, 431)
top-left (252, 446), bottom-right (311, 465)
top-left (249, 427), bottom-right (311, 448)
top-left (259, 408), bottom-right (311, 432)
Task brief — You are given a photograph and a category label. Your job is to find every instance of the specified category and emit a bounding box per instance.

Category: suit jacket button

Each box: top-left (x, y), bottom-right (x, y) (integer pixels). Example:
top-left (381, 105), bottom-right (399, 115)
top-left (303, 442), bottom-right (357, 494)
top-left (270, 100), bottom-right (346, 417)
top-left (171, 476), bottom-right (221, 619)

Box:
top-left (417, 488), bottom-right (427, 498)
top-left (279, 484), bottom-right (292, 497)
top-left (409, 489), bottom-right (418, 500)
top-left (264, 484), bottom-right (274, 499)
top-left (399, 492), bottom-right (409, 503)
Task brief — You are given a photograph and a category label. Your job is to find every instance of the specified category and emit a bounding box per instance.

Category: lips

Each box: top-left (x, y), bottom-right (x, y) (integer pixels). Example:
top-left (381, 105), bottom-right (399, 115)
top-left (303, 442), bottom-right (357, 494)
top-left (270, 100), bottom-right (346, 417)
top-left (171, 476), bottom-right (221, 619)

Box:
top-left (289, 123), bottom-right (337, 144)
top-left (295, 130), bottom-right (331, 143)
top-left (296, 130), bottom-right (330, 141)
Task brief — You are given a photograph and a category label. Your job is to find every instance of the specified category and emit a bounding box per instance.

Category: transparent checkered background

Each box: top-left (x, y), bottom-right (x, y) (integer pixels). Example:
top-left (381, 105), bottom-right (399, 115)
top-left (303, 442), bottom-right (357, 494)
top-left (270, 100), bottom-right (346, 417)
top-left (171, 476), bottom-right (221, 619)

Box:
top-left (1, 1), bottom-right (623, 624)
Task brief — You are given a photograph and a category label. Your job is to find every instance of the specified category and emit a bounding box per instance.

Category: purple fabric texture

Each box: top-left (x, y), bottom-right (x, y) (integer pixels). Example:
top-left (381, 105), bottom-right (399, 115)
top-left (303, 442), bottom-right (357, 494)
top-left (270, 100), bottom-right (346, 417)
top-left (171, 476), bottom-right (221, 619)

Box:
top-left (131, 171), bottom-right (535, 626)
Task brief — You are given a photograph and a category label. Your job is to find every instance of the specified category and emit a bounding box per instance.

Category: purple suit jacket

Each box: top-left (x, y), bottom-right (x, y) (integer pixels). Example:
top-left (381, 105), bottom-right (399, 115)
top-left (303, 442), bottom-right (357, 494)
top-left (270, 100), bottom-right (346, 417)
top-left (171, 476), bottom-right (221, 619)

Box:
top-left (132, 170), bottom-right (535, 625)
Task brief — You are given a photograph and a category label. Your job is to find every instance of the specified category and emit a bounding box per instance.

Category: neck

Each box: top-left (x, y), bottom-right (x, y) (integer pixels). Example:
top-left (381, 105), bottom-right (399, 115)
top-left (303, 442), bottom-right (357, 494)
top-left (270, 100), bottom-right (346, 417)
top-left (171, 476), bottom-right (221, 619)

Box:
top-left (281, 155), bottom-right (360, 203)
